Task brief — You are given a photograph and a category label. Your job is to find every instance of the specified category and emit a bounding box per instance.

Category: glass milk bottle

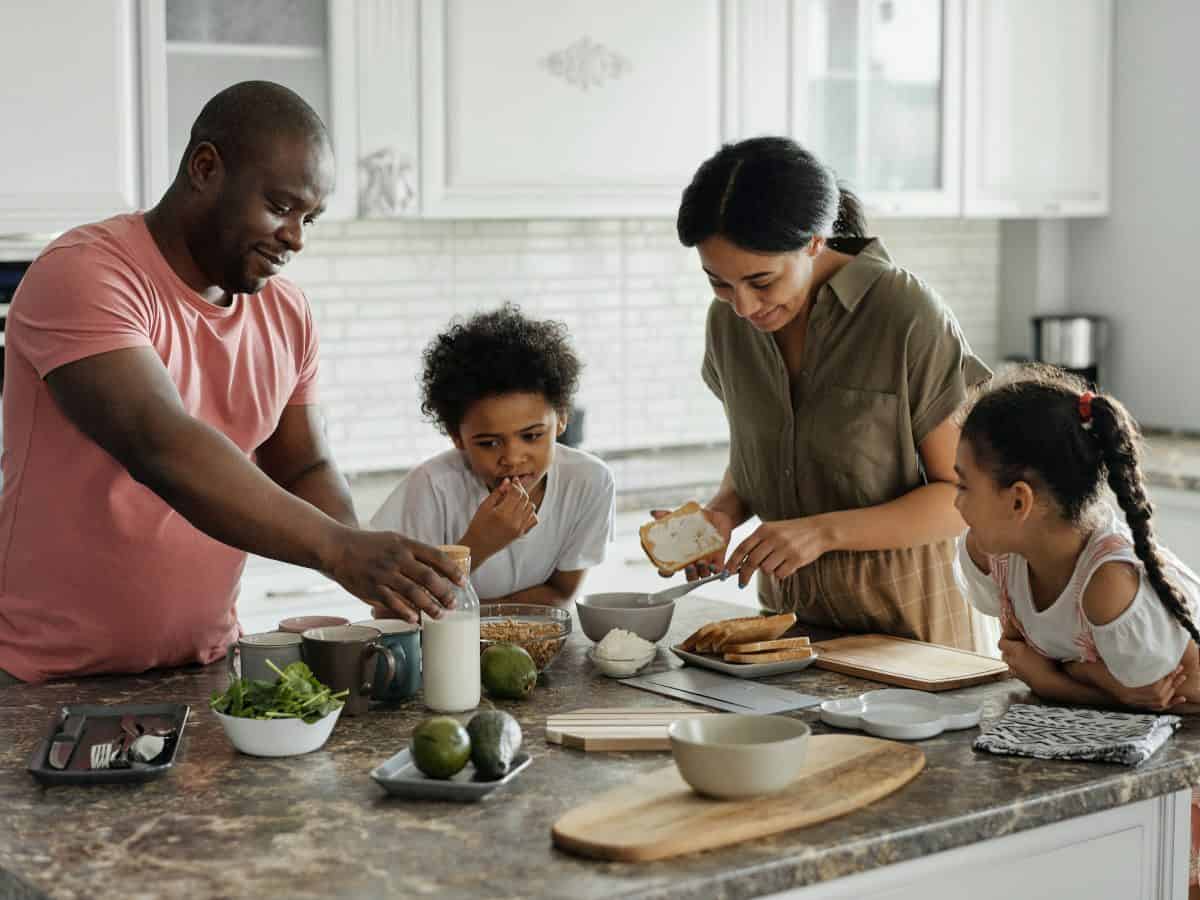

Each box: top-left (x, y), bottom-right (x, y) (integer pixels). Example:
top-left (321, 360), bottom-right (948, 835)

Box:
top-left (421, 544), bottom-right (481, 713)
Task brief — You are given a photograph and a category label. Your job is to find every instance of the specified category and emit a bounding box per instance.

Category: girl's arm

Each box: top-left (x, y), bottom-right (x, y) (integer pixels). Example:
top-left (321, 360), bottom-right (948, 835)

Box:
top-left (495, 569), bottom-right (586, 609)
top-left (1064, 658), bottom-right (1189, 711)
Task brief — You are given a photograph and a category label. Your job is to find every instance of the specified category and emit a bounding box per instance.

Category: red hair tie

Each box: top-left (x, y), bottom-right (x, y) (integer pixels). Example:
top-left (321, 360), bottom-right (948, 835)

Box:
top-left (1078, 391), bottom-right (1095, 424)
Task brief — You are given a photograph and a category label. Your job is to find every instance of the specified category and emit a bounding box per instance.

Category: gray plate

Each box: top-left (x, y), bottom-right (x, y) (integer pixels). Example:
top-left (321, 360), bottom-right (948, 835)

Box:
top-left (671, 645), bottom-right (819, 679)
top-left (370, 749), bottom-right (531, 801)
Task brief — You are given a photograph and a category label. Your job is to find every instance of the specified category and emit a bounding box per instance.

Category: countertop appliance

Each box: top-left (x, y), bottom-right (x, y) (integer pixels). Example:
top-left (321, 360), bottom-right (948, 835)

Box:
top-left (1032, 314), bottom-right (1109, 389)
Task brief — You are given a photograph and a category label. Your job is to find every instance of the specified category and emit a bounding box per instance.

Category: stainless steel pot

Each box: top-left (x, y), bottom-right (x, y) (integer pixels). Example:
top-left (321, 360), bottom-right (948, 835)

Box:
top-left (1032, 315), bottom-right (1108, 370)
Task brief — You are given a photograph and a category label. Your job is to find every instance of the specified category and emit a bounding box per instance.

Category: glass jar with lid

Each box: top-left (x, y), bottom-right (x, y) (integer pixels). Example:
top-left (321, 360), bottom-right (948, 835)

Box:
top-left (421, 545), bottom-right (481, 713)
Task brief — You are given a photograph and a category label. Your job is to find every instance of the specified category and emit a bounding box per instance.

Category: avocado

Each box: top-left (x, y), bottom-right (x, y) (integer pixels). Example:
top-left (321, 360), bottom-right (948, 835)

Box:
top-left (410, 716), bottom-right (471, 779)
top-left (467, 709), bottom-right (523, 779)
top-left (480, 643), bottom-right (538, 700)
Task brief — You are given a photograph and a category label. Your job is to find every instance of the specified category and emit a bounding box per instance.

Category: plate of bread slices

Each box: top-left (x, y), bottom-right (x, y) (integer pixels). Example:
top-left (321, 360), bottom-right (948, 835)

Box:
top-left (671, 613), bottom-right (818, 679)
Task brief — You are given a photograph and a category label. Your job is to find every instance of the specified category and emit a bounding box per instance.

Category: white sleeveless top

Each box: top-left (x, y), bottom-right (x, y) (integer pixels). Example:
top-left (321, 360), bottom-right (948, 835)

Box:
top-left (955, 504), bottom-right (1200, 688)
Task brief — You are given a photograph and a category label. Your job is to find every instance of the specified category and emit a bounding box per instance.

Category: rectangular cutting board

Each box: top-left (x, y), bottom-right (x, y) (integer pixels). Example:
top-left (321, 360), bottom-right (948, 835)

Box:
top-left (545, 708), bottom-right (717, 752)
top-left (811, 634), bottom-right (1009, 691)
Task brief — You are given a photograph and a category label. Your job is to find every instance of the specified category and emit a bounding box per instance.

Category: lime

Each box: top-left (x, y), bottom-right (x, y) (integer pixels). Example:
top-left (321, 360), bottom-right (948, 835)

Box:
top-left (409, 716), bottom-right (471, 779)
top-left (481, 643), bottom-right (538, 700)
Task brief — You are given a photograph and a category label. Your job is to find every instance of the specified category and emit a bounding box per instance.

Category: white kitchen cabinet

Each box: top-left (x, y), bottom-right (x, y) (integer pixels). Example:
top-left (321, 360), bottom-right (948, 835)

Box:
top-left (963, 0), bottom-right (1113, 217)
top-left (797, 0), bottom-right (963, 217)
top-left (416, 0), bottom-right (752, 218)
top-left (766, 790), bottom-right (1188, 899)
top-left (140, 0), bottom-right (359, 220)
top-left (0, 0), bottom-right (142, 237)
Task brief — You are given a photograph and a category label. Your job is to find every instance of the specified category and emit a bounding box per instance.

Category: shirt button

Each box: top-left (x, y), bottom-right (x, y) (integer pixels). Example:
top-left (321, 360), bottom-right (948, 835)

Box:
top-left (784, 468), bottom-right (792, 477)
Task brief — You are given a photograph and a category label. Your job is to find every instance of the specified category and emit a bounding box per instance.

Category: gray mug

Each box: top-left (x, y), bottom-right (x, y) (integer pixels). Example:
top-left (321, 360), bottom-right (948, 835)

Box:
top-left (227, 631), bottom-right (303, 683)
top-left (353, 619), bottom-right (421, 702)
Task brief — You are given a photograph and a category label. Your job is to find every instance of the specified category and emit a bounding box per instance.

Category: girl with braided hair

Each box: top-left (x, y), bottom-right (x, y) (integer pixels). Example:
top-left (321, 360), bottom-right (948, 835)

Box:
top-left (953, 363), bottom-right (1200, 713)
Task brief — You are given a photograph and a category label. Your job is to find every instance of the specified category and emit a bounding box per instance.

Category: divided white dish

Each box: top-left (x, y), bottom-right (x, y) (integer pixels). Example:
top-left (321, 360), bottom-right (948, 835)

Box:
top-left (818, 688), bottom-right (982, 741)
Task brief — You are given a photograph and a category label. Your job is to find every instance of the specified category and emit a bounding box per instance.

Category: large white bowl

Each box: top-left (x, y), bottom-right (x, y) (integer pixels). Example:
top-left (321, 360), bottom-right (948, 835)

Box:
top-left (575, 593), bottom-right (675, 643)
top-left (668, 714), bottom-right (810, 799)
top-left (213, 706), bottom-right (342, 757)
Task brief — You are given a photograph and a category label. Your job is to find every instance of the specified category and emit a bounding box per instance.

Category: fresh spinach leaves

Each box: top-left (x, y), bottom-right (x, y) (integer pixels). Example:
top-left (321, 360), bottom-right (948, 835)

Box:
top-left (210, 661), bottom-right (346, 724)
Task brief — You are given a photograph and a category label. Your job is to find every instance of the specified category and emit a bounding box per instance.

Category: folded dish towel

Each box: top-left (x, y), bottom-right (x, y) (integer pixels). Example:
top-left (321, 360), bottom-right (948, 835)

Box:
top-left (973, 703), bottom-right (1181, 767)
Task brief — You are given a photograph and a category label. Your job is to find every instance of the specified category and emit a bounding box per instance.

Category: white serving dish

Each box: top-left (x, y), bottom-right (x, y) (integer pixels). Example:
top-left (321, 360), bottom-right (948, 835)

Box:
top-left (670, 645), bottom-right (819, 679)
top-left (667, 714), bottom-right (811, 799)
top-left (818, 688), bottom-right (982, 741)
top-left (213, 706), bottom-right (341, 757)
top-left (587, 646), bottom-right (656, 678)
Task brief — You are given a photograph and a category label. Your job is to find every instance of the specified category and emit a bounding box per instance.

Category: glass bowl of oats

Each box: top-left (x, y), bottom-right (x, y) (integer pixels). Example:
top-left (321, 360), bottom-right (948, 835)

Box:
top-left (479, 604), bottom-right (572, 672)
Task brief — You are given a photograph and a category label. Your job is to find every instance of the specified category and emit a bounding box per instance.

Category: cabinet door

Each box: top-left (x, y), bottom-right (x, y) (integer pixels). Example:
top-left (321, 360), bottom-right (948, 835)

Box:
top-left (963, 0), bottom-right (1112, 217)
top-left (142, 0), bottom-right (358, 220)
top-left (0, 0), bottom-right (141, 236)
top-left (797, 0), bottom-right (963, 217)
top-left (419, 0), bottom-right (731, 218)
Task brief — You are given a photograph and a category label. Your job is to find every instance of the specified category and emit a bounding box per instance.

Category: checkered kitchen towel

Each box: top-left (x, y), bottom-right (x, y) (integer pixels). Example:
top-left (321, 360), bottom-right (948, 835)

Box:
top-left (973, 703), bottom-right (1182, 767)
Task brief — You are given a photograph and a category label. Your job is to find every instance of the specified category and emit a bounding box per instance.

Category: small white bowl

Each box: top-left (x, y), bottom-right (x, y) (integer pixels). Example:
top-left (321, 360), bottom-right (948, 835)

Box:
top-left (587, 646), bottom-right (656, 678)
top-left (213, 706), bottom-right (342, 757)
top-left (668, 714), bottom-right (810, 799)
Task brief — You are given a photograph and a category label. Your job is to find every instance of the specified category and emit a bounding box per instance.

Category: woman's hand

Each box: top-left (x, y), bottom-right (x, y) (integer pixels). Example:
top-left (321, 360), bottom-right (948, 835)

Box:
top-left (998, 637), bottom-right (1058, 690)
top-left (650, 506), bottom-right (735, 581)
top-left (724, 516), bottom-right (833, 588)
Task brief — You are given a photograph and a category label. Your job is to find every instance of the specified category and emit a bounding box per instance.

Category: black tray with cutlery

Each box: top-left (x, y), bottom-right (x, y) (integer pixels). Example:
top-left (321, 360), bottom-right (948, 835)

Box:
top-left (27, 702), bottom-right (190, 785)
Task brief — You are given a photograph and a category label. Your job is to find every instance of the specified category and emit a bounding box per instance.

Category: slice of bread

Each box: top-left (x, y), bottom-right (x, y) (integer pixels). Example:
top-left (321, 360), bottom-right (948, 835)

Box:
top-left (640, 502), bottom-right (727, 574)
top-left (707, 613), bottom-right (797, 652)
top-left (679, 616), bottom-right (761, 652)
top-left (723, 647), bottom-right (814, 664)
top-left (722, 636), bottom-right (811, 654)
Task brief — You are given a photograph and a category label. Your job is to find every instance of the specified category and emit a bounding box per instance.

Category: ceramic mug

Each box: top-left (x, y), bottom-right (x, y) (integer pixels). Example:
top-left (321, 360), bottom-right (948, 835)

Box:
top-left (227, 631), bottom-right (304, 683)
top-left (300, 625), bottom-right (396, 716)
top-left (277, 615), bottom-right (350, 635)
top-left (352, 619), bottom-right (421, 702)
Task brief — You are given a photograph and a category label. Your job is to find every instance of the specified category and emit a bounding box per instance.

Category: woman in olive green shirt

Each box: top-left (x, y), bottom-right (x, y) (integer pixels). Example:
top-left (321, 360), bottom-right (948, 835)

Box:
top-left (671, 137), bottom-right (990, 650)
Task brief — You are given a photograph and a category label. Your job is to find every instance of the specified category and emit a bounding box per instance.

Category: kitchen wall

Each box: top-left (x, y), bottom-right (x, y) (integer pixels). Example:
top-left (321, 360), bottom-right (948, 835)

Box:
top-left (1065, 0), bottom-right (1200, 431)
top-left (285, 217), bottom-right (1000, 475)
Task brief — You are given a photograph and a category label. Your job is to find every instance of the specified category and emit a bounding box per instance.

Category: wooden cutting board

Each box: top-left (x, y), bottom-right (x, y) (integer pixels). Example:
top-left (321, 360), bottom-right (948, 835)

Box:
top-left (812, 634), bottom-right (1009, 691)
top-left (546, 708), bottom-right (717, 752)
top-left (553, 734), bottom-right (924, 862)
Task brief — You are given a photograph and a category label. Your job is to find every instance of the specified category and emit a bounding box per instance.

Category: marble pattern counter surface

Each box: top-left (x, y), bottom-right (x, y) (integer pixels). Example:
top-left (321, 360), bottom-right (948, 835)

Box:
top-left (2, 596), bottom-right (1199, 900)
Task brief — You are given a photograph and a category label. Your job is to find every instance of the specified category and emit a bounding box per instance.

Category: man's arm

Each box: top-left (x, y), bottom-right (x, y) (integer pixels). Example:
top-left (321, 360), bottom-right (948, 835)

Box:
top-left (45, 347), bottom-right (458, 621)
top-left (256, 404), bottom-right (357, 528)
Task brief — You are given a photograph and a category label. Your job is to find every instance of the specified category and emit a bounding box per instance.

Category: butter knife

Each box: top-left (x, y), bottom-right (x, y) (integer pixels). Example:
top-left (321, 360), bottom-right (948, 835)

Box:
top-left (47, 714), bottom-right (86, 770)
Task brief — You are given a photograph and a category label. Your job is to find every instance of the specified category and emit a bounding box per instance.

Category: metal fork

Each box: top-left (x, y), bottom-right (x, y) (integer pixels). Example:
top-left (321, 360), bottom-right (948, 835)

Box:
top-left (89, 739), bottom-right (119, 770)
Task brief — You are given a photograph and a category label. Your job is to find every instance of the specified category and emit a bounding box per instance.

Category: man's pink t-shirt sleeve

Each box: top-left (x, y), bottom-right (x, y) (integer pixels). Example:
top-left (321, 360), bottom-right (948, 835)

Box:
top-left (288, 290), bottom-right (320, 406)
top-left (11, 246), bottom-right (155, 379)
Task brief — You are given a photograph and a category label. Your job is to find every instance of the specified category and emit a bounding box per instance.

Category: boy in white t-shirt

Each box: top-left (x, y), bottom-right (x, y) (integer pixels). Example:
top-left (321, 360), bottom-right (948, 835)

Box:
top-left (372, 304), bottom-right (614, 606)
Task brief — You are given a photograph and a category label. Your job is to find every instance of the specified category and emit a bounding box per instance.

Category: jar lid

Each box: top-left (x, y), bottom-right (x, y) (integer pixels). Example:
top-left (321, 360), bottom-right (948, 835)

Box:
top-left (437, 544), bottom-right (471, 562)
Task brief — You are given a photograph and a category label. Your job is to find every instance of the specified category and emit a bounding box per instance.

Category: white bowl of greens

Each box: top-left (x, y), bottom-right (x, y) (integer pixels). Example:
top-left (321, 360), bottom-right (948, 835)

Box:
top-left (210, 661), bottom-right (347, 758)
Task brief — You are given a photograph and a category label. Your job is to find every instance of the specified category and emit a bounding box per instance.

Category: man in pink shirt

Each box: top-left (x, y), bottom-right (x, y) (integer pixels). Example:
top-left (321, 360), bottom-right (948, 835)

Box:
top-left (0, 82), bottom-right (460, 684)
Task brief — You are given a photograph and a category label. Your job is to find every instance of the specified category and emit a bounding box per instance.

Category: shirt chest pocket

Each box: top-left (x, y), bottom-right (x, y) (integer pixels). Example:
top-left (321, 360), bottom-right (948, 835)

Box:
top-left (810, 385), bottom-right (903, 502)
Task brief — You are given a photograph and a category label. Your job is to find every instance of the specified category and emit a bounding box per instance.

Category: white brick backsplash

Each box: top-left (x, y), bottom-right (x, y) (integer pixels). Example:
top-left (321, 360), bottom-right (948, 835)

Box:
top-left (287, 218), bottom-right (1000, 474)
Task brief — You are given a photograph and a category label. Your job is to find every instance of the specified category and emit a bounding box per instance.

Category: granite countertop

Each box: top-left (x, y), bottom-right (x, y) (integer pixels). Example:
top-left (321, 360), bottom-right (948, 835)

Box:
top-left (3, 595), bottom-right (1199, 900)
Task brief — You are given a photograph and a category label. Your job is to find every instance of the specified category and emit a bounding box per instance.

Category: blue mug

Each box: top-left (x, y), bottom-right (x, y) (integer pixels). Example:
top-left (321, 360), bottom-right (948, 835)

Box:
top-left (353, 619), bottom-right (421, 702)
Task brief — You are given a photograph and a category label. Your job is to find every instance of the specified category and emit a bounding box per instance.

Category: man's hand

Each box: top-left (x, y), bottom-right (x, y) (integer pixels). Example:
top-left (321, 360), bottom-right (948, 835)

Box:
top-left (326, 529), bottom-right (462, 624)
top-left (461, 478), bottom-right (538, 566)
top-left (650, 506), bottom-right (735, 581)
top-left (998, 636), bottom-right (1058, 690)
top-left (724, 516), bottom-right (833, 588)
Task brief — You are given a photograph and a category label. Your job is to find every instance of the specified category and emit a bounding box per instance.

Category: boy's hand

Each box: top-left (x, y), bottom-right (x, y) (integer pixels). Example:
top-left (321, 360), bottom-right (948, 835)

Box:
top-left (462, 478), bottom-right (538, 563)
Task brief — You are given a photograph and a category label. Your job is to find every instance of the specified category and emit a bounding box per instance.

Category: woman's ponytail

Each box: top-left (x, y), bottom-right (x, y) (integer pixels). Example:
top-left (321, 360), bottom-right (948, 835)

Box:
top-left (833, 183), bottom-right (868, 237)
top-left (1090, 395), bottom-right (1200, 645)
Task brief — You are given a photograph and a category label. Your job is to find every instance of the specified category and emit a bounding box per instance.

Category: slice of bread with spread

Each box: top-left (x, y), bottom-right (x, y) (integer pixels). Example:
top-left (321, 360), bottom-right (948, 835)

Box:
top-left (639, 502), bottom-right (727, 574)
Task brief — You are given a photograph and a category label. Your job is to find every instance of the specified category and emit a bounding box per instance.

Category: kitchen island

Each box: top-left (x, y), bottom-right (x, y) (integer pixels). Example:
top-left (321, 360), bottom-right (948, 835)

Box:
top-left (1, 595), bottom-right (1197, 900)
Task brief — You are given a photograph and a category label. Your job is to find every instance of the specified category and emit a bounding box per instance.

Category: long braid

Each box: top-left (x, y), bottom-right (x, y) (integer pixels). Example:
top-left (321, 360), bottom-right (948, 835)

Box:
top-left (1090, 396), bottom-right (1200, 646)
